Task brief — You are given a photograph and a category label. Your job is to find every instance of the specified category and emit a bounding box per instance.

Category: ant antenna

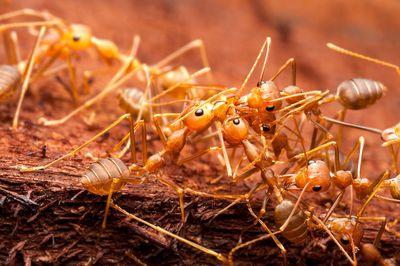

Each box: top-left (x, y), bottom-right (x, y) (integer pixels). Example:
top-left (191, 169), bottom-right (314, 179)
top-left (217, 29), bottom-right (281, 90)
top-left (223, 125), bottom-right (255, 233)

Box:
top-left (259, 37), bottom-right (272, 83)
top-left (327, 43), bottom-right (400, 75)
top-left (236, 37), bottom-right (270, 98)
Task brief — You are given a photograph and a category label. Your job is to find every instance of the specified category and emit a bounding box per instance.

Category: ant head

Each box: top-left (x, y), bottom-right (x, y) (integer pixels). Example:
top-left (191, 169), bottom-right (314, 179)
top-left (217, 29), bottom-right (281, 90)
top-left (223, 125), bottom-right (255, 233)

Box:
top-left (183, 102), bottom-right (214, 132)
top-left (222, 116), bottom-right (249, 145)
top-left (64, 24), bottom-right (92, 50)
top-left (252, 81), bottom-right (282, 111)
top-left (329, 218), bottom-right (364, 249)
top-left (295, 160), bottom-right (331, 192)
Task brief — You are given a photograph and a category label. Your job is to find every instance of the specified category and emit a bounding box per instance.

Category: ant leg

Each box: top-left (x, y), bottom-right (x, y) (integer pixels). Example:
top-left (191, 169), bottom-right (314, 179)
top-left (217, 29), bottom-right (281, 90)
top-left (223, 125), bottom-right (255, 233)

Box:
top-left (125, 250), bottom-right (147, 266)
top-left (327, 43), bottom-right (400, 75)
top-left (111, 202), bottom-right (227, 263)
top-left (356, 171), bottom-right (389, 218)
top-left (153, 173), bottom-right (186, 224)
top-left (292, 115), bottom-right (308, 162)
top-left (215, 121), bottom-right (232, 177)
top-left (234, 167), bottom-right (259, 183)
top-left (374, 194), bottom-right (400, 203)
top-left (246, 200), bottom-right (287, 265)
top-left (322, 191), bottom-right (344, 224)
top-left (0, 8), bottom-right (51, 21)
top-left (278, 183), bottom-right (310, 232)
top-left (176, 146), bottom-right (221, 165)
top-left (293, 141), bottom-right (340, 170)
top-left (152, 173), bottom-right (243, 226)
top-left (228, 232), bottom-right (279, 266)
top-left (65, 51), bottom-right (80, 104)
top-left (0, 20), bottom-right (60, 31)
top-left (30, 45), bottom-right (64, 84)
top-left (102, 178), bottom-right (123, 229)
top-left (149, 67), bottom-right (210, 102)
top-left (38, 37), bottom-right (140, 126)
top-left (126, 119), bottom-right (147, 164)
top-left (20, 114), bottom-right (131, 172)
top-left (358, 216), bottom-right (387, 247)
top-left (153, 113), bottom-right (180, 146)
top-left (38, 65), bottom-right (139, 126)
top-left (152, 39), bottom-right (214, 82)
top-left (276, 91), bottom-right (330, 124)
top-left (320, 115), bottom-right (382, 135)
top-left (269, 58), bottom-right (296, 85)
top-left (12, 26), bottom-right (46, 130)
top-left (208, 182), bottom-right (268, 224)
top-left (336, 108), bottom-right (347, 149)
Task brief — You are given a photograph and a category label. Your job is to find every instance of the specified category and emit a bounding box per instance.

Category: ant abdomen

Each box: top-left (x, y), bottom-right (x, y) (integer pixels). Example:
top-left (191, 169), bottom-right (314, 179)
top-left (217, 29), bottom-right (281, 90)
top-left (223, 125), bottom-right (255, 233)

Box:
top-left (118, 88), bottom-right (150, 121)
top-left (0, 64), bottom-right (20, 102)
top-left (81, 158), bottom-right (129, 196)
top-left (157, 66), bottom-right (193, 98)
top-left (274, 200), bottom-right (307, 243)
top-left (336, 78), bottom-right (386, 110)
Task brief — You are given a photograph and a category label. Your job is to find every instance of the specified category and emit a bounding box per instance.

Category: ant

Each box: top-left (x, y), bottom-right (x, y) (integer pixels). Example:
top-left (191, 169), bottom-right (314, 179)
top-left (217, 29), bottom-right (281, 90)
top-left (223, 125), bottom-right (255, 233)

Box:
top-left (78, 156), bottom-right (229, 264)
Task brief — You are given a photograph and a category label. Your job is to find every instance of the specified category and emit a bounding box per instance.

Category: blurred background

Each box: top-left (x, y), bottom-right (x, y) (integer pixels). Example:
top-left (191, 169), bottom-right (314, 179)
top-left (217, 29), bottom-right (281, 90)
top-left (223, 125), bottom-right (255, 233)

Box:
top-left (1, 0), bottom-right (398, 122)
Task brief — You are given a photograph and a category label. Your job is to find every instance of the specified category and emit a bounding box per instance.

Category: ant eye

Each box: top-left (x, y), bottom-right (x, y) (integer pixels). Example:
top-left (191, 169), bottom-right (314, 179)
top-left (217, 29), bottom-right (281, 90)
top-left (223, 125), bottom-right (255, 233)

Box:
top-left (266, 105), bottom-right (275, 112)
top-left (257, 81), bottom-right (266, 87)
top-left (312, 185), bottom-right (322, 192)
top-left (340, 236), bottom-right (350, 245)
top-left (195, 109), bottom-right (204, 116)
top-left (233, 118), bottom-right (240, 125)
top-left (262, 124), bottom-right (270, 132)
top-left (73, 35), bottom-right (81, 42)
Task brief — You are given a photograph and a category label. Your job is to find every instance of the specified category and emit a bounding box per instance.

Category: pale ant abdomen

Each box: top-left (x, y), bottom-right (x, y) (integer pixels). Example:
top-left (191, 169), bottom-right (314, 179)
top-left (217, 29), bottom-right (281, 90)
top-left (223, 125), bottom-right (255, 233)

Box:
top-left (274, 199), bottom-right (308, 244)
top-left (118, 88), bottom-right (151, 121)
top-left (0, 64), bottom-right (20, 102)
top-left (336, 78), bottom-right (386, 110)
top-left (81, 158), bottom-right (130, 196)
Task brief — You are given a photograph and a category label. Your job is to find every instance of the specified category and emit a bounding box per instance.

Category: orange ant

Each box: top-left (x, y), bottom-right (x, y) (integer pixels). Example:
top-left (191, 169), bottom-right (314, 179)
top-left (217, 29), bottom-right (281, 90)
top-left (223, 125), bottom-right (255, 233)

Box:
top-left (0, 9), bottom-right (130, 100)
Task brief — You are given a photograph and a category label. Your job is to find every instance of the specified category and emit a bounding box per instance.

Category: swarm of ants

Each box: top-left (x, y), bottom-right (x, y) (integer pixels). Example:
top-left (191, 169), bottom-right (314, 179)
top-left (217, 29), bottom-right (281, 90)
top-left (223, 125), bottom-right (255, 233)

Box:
top-left (1, 9), bottom-right (399, 266)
